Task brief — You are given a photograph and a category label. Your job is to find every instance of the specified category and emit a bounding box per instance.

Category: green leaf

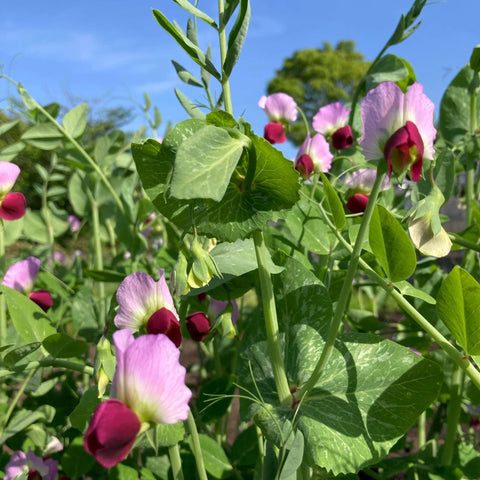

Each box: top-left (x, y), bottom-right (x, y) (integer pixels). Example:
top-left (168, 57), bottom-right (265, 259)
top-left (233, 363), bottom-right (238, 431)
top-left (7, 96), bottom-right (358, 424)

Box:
top-left (230, 425), bottom-right (260, 467)
top-left (21, 124), bottom-right (63, 150)
top-left (224, 0), bottom-right (250, 77)
top-left (108, 464), bottom-right (138, 480)
top-left (23, 210), bottom-right (49, 243)
top-left (3, 342), bottom-right (41, 369)
top-left (69, 386), bottom-right (101, 431)
top-left (0, 142), bottom-right (25, 162)
top-left (0, 119), bottom-right (19, 136)
top-left (43, 333), bottom-right (88, 358)
top-left (156, 421), bottom-right (185, 447)
top-left (171, 60), bottom-right (204, 87)
top-left (18, 83), bottom-right (37, 110)
top-left (188, 434), bottom-right (233, 479)
top-left (172, 0), bottom-right (217, 28)
top-left (280, 430), bottom-right (304, 480)
top-left (369, 205), bottom-right (416, 282)
top-left (439, 64), bottom-right (480, 145)
top-left (3, 215), bottom-right (24, 246)
top-left (320, 173), bottom-right (346, 229)
top-left (436, 266), bottom-right (480, 355)
top-left (63, 103), bottom-right (88, 138)
top-left (174, 88), bottom-right (205, 119)
top-left (394, 280), bottom-right (436, 305)
top-left (152, 9), bottom-right (220, 80)
top-left (61, 437), bottom-right (96, 477)
top-left (83, 269), bottom-right (127, 282)
top-left (364, 54), bottom-right (413, 92)
top-left (171, 125), bottom-right (248, 201)
top-left (68, 170), bottom-right (89, 217)
top-left (2, 285), bottom-right (56, 344)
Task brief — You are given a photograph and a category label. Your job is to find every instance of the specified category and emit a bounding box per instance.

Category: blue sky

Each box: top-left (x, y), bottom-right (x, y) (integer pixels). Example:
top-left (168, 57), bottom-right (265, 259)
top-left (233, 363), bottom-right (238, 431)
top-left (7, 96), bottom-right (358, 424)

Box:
top-left (1, 0), bottom-right (478, 158)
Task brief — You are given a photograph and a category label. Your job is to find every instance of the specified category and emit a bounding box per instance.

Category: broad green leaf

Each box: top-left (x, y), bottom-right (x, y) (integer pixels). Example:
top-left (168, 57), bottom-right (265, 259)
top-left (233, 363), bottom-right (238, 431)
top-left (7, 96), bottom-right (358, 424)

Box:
top-left (21, 124), bottom-right (63, 150)
top-left (152, 9), bottom-right (220, 80)
top-left (156, 421), bottom-right (185, 447)
top-left (0, 119), bottom-right (19, 136)
top-left (0, 142), bottom-right (25, 162)
top-left (439, 64), bottom-right (480, 145)
top-left (108, 464), bottom-right (138, 480)
top-left (172, 0), bottom-right (217, 27)
top-left (188, 434), bottom-right (233, 479)
top-left (171, 125), bottom-right (249, 201)
top-left (174, 88), bottom-right (205, 119)
top-left (171, 60), bottom-right (203, 87)
top-left (63, 103), bottom-right (88, 138)
top-left (3, 342), bottom-right (41, 368)
top-left (224, 0), bottom-right (240, 25)
top-left (23, 210), bottom-right (50, 244)
top-left (3, 215), bottom-right (24, 246)
top-left (320, 173), bottom-right (346, 229)
top-left (69, 386), bottom-right (101, 431)
top-left (43, 333), bottom-right (88, 358)
top-left (369, 205), bottom-right (416, 282)
top-left (68, 171), bottom-right (90, 216)
top-left (186, 18), bottom-right (199, 45)
top-left (61, 437), bottom-right (96, 477)
top-left (18, 83), bottom-right (37, 110)
top-left (230, 425), bottom-right (260, 467)
top-left (394, 280), bottom-right (436, 305)
top-left (279, 430), bottom-right (304, 480)
top-left (224, 0), bottom-right (250, 77)
top-left (2, 285), bottom-right (56, 344)
top-left (436, 266), bottom-right (480, 355)
top-left (364, 54), bottom-right (413, 92)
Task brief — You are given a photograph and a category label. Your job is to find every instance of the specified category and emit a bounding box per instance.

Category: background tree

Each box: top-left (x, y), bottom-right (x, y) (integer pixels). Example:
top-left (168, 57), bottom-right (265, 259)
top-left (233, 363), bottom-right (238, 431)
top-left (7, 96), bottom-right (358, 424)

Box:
top-left (267, 40), bottom-right (370, 145)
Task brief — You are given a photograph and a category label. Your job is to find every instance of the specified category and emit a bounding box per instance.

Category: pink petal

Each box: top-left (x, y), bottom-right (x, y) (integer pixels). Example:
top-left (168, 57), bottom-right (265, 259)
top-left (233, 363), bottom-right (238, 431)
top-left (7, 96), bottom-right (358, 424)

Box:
top-left (4, 450), bottom-right (27, 480)
top-left (3, 256), bottom-right (41, 294)
top-left (359, 81), bottom-right (406, 160)
top-left (296, 134), bottom-right (333, 173)
top-left (264, 122), bottom-right (286, 144)
top-left (185, 311), bottom-right (210, 341)
top-left (345, 169), bottom-right (391, 192)
top-left (0, 162), bottom-right (20, 197)
top-left (295, 154), bottom-right (315, 179)
top-left (312, 102), bottom-right (350, 135)
top-left (84, 399), bottom-right (140, 468)
top-left (112, 331), bottom-right (192, 424)
top-left (155, 269), bottom-right (178, 318)
top-left (404, 82), bottom-right (436, 160)
top-left (110, 329), bottom-right (135, 402)
top-left (146, 307), bottom-right (182, 347)
top-left (258, 93), bottom-right (297, 122)
top-left (346, 193), bottom-right (370, 214)
top-left (0, 192), bottom-right (26, 220)
top-left (114, 271), bottom-right (158, 331)
top-left (29, 290), bottom-right (53, 312)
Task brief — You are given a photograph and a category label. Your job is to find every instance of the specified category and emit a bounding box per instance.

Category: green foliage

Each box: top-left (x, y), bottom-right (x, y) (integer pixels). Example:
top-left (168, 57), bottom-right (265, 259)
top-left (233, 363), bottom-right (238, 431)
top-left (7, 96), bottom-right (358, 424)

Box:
top-left (267, 41), bottom-right (370, 144)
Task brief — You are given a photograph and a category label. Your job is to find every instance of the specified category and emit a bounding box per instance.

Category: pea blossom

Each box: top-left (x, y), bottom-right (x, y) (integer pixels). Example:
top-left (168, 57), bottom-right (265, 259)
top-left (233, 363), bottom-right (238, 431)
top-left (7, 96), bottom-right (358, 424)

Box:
top-left (359, 81), bottom-right (436, 181)
top-left (2, 257), bottom-right (53, 312)
top-left (258, 93), bottom-right (298, 144)
top-left (114, 269), bottom-right (181, 347)
top-left (0, 161), bottom-right (26, 221)
top-left (312, 102), bottom-right (353, 150)
top-left (4, 448), bottom-right (58, 480)
top-left (84, 330), bottom-right (192, 468)
top-left (295, 134), bottom-right (333, 179)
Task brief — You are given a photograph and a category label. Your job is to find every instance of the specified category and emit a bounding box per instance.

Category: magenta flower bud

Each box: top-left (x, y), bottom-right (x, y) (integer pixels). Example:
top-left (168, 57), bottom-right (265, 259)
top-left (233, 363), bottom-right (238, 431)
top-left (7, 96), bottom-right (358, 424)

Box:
top-left (28, 471), bottom-right (43, 480)
top-left (185, 311), bottom-right (210, 341)
top-left (28, 290), bottom-right (53, 312)
top-left (264, 122), bottom-right (286, 144)
top-left (295, 154), bottom-right (315, 179)
top-left (0, 192), bottom-right (26, 221)
top-left (146, 307), bottom-right (182, 347)
top-left (346, 193), bottom-right (370, 214)
top-left (331, 125), bottom-right (353, 150)
top-left (384, 120), bottom-right (424, 181)
top-left (84, 399), bottom-right (141, 468)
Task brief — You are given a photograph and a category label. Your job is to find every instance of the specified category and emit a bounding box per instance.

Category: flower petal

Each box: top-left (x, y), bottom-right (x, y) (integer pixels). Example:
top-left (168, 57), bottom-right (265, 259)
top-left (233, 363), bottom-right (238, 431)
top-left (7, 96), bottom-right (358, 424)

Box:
top-left (155, 269), bottom-right (178, 320)
top-left (345, 169), bottom-right (390, 192)
top-left (296, 134), bottom-right (333, 173)
top-left (114, 271), bottom-right (158, 331)
top-left (0, 192), bottom-right (26, 220)
top-left (3, 256), bottom-right (41, 294)
top-left (29, 290), bottom-right (53, 312)
top-left (0, 162), bottom-right (20, 197)
top-left (4, 450), bottom-right (27, 480)
top-left (359, 81), bottom-right (406, 160)
top-left (258, 93), bottom-right (297, 122)
top-left (263, 122), bottom-right (286, 144)
top-left (312, 102), bottom-right (350, 135)
top-left (112, 331), bottom-right (192, 424)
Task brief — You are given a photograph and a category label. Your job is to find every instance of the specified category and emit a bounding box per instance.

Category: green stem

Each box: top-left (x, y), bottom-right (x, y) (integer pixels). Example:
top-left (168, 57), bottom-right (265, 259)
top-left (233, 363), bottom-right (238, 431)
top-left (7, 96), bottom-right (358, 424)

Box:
top-left (449, 234), bottom-right (480, 252)
top-left (10, 359), bottom-right (94, 376)
top-left (418, 410), bottom-right (426, 449)
top-left (168, 443), bottom-right (184, 480)
top-left (467, 86), bottom-right (478, 226)
top-left (186, 410), bottom-right (208, 480)
top-left (314, 199), bottom-right (480, 390)
top-left (298, 167), bottom-right (386, 399)
top-left (218, 0), bottom-right (233, 115)
top-left (253, 230), bottom-right (291, 406)
top-left (0, 222), bottom-right (6, 345)
top-left (296, 106), bottom-right (311, 138)
top-left (442, 367), bottom-right (464, 465)
top-left (1, 367), bottom-right (37, 432)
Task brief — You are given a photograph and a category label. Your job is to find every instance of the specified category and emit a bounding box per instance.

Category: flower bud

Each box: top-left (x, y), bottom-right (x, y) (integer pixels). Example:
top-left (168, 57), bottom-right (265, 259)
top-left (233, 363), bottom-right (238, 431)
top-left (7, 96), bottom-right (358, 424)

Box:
top-left (346, 193), bottom-right (369, 214)
top-left (185, 311), bottom-right (210, 341)
top-left (94, 336), bottom-right (116, 398)
top-left (171, 250), bottom-right (190, 296)
top-left (0, 192), bottom-right (26, 221)
top-left (146, 307), bottom-right (182, 347)
top-left (28, 290), bottom-right (53, 312)
top-left (263, 122), bottom-right (286, 144)
top-left (331, 125), bottom-right (353, 150)
top-left (84, 399), bottom-right (141, 468)
top-left (187, 239), bottom-right (221, 289)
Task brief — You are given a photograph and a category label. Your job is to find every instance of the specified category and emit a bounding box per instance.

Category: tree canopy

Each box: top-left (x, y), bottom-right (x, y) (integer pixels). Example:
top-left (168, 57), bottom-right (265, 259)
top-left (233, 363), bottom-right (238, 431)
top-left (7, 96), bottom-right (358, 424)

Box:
top-left (266, 40), bottom-right (370, 145)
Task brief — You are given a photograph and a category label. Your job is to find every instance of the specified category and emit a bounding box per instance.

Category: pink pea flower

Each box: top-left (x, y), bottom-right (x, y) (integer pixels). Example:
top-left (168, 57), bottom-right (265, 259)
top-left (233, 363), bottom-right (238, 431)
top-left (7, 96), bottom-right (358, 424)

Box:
top-left (84, 330), bottom-right (192, 468)
top-left (258, 93), bottom-right (298, 144)
top-left (359, 82), bottom-right (436, 181)
top-left (68, 214), bottom-right (80, 233)
top-left (114, 269), bottom-right (182, 347)
top-left (185, 311), bottom-right (211, 341)
top-left (2, 257), bottom-right (53, 312)
top-left (0, 162), bottom-right (26, 221)
top-left (4, 448), bottom-right (58, 480)
top-left (295, 134), bottom-right (333, 179)
top-left (313, 102), bottom-right (353, 150)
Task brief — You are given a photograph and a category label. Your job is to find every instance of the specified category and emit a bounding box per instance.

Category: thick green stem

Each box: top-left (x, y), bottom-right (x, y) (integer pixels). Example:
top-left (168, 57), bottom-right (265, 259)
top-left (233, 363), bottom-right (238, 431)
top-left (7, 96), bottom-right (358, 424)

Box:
top-left (0, 222), bottom-right (6, 345)
top-left (298, 168), bottom-right (386, 399)
top-left (253, 230), bottom-right (291, 406)
top-left (449, 234), bottom-right (480, 253)
top-left (297, 106), bottom-right (311, 138)
top-left (442, 367), bottom-right (464, 465)
top-left (168, 443), bottom-right (184, 480)
top-left (418, 410), bottom-right (426, 449)
top-left (467, 87), bottom-right (479, 226)
top-left (314, 199), bottom-right (480, 390)
top-left (218, 0), bottom-right (233, 115)
top-left (186, 410), bottom-right (208, 480)
top-left (9, 359), bottom-right (94, 376)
